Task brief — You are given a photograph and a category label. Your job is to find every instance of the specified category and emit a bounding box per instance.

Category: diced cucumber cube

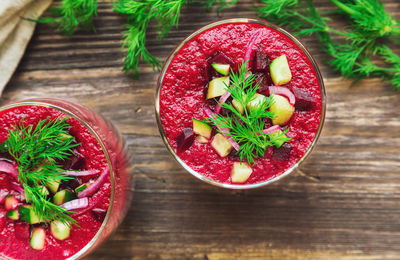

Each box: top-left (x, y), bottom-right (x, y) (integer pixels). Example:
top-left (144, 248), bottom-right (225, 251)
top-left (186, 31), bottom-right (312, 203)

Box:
top-left (38, 186), bottom-right (49, 197)
top-left (193, 118), bottom-right (212, 139)
top-left (6, 209), bottom-right (20, 220)
top-left (30, 227), bottom-right (46, 250)
top-left (247, 93), bottom-right (268, 111)
top-left (46, 178), bottom-right (61, 194)
top-left (75, 183), bottom-right (90, 195)
top-left (270, 54), bottom-right (292, 85)
top-left (231, 162), bottom-right (253, 183)
top-left (269, 129), bottom-right (288, 148)
top-left (20, 205), bottom-right (42, 224)
top-left (50, 220), bottom-right (71, 240)
top-left (211, 133), bottom-right (233, 158)
top-left (270, 94), bottom-right (295, 125)
top-left (212, 63), bottom-right (230, 76)
top-left (206, 77), bottom-right (229, 99)
top-left (232, 99), bottom-right (244, 114)
top-left (53, 190), bottom-right (75, 206)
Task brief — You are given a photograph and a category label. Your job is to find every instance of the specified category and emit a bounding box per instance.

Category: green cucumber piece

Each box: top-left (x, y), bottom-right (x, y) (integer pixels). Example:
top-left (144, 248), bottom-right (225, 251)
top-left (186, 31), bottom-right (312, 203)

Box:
top-left (206, 77), bottom-right (229, 99)
top-left (30, 227), bottom-right (46, 250)
top-left (53, 190), bottom-right (75, 206)
top-left (46, 178), bottom-right (61, 194)
top-left (211, 63), bottom-right (230, 76)
top-left (192, 118), bottom-right (212, 139)
top-left (59, 133), bottom-right (73, 141)
top-left (270, 54), bottom-right (292, 85)
top-left (75, 183), bottom-right (90, 195)
top-left (269, 129), bottom-right (288, 148)
top-left (20, 205), bottom-right (42, 224)
top-left (50, 220), bottom-right (71, 240)
top-left (38, 186), bottom-right (49, 197)
top-left (6, 209), bottom-right (20, 220)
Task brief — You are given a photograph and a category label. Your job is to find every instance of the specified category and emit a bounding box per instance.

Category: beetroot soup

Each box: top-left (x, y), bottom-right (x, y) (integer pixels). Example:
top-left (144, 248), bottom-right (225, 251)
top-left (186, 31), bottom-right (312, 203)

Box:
top-left (0, 99), bottom-right (131, 259)
top-left (157, 19), bottom-right (325, 187)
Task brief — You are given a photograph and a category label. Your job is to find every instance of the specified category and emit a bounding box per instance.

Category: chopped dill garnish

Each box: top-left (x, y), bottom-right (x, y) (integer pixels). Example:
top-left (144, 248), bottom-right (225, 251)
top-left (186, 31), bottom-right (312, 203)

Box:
top-left (206, 61), bottom-right (291, 165)
top-left (2, 117), bottom-right (80, 226)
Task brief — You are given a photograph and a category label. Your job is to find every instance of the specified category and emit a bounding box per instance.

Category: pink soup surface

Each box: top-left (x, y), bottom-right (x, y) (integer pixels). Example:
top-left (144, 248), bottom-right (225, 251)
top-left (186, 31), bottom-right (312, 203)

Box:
top-left (160, 22), bottom-right (322, 184)
top-left (0, 105), bottom-right (111, 259)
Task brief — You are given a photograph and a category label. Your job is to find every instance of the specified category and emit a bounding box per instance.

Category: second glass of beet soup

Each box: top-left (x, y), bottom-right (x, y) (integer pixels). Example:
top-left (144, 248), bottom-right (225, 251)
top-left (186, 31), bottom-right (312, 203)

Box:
top-left (156, 18), bottom-right (326, 189)
top-left (0, 98), bottom-right (132, 259)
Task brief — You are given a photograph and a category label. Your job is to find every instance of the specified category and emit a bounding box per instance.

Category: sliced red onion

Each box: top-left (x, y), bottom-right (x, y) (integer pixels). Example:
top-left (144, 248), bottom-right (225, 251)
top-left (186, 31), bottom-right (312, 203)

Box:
top-left (63, 169), bottom-right (99, 176)
top-left (70, 192), bottom-right (103, 217)
top-left (203, 107), bottom-right (240, 151)
top-left (11, 182), bottom-right (24, 194)
top-left (262, 125), bottom-right (280, 135)
top-left (78, 167), bottom-right (109, 198)
top-left (214, 91), bottom-right (231, 114)
top-left (0, 160), bottom-right (19, 179)
top-left (244, 30), bottom-right (262, 68)
top-left (269, 86), bottom-right (296, 105)
top-left (0, 190), bottom-right (7, 203)
top-left (62, 197), bottom-right (88, 210)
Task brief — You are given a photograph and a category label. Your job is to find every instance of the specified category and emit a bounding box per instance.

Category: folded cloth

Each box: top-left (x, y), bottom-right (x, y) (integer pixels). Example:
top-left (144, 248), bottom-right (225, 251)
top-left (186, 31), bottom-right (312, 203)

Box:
top-left (0, 0), bottom-right (52, 95)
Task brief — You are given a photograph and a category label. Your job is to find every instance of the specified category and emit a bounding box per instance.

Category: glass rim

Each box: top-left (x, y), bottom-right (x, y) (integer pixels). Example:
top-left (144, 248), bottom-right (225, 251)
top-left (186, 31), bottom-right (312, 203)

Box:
top-left (0, 99), bottom-right (115, 259)
top-left (155, 18), bottom-right (327, 189)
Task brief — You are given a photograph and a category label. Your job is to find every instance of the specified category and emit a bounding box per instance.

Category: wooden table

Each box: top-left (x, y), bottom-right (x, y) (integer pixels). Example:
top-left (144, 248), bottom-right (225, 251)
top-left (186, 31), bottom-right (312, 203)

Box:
top-left (2, 1), bottom-right (400, 259)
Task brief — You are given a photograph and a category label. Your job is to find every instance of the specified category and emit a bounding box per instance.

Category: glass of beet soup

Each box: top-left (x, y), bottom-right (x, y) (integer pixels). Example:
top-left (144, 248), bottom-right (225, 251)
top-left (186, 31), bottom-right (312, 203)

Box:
top-left (0, 99), bottom-right (132, 259)
top-left (156, 18), bottom-right (326, 189)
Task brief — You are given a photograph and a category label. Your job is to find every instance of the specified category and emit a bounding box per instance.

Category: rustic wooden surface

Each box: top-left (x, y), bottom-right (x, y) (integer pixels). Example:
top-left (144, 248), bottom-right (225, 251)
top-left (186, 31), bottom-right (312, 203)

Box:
top-left (1, 0), bottom-right (400, 259)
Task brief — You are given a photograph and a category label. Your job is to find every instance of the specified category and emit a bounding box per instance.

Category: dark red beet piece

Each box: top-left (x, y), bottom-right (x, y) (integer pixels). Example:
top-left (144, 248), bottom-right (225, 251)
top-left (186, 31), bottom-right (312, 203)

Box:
top-left (91, 208), bottom-right (107, 222)
top-left (176, 128), bottom-right (195, 153)
top-left (292, 87), bottom-right (315, 111)
top-left (252, 48), bottom-right (270, 72)
top-left (207, 51), bottom-right (236, 80)
top-left (263, 118), bottom-right (273, 129)
top-left (254, 73), bottom-right (273, 94)
top-left (272, 143), bottom-right (291, 161)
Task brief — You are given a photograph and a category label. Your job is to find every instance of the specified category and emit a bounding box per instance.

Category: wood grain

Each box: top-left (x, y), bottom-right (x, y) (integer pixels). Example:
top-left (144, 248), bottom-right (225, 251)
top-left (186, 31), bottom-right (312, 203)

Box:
top-left (1, 0), bottom-right (400, 259)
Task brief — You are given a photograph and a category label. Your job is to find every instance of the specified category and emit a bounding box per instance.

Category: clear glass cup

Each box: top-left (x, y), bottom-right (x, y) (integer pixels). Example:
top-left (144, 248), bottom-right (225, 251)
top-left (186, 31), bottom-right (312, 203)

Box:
top-left (155, 18), bottom-right (326, 189)
top-left (0, 98), bottom-right (133, 259)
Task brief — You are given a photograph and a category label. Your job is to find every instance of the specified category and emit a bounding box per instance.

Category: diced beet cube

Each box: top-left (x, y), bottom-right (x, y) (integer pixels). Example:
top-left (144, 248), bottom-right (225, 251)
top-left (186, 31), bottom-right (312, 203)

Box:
top-left (207, 51), bottom-right (235, 80)
top-left (292, 87), bottom-right (316, 111)
top-left (176, 128), bottom-right (195, 153)
top-left (263, 118), bottom-right (273, 129)
top-left (254, 73), bottom-right (273, 94)
top-left (91, 208), bottom-right (107, 222)
top-left (272, 143), bottom-right (291, 161)
top-left (252, 48), bottom-right (270, 72)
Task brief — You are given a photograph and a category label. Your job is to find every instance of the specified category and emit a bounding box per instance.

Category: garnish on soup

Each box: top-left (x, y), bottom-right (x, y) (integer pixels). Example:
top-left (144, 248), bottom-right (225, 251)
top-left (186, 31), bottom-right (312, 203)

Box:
top-left (0, 115), bottom-right (109, 251)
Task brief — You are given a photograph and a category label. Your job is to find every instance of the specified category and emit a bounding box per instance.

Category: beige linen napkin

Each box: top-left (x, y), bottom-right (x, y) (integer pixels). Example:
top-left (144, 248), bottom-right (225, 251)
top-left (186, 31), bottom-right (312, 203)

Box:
top-left (0, 0), bottom-right (52, 95)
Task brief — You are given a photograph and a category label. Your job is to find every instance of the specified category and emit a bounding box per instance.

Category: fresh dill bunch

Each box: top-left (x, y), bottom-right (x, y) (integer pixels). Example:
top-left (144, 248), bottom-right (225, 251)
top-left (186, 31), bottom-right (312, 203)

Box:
top-left (3, 117), bottom-right (79, 226)
top-left (190, 0), bottom-right (238, 11)
top-left (207, 61), bottom-right (291, 165)
top-left (330, 0), bottom-right (400, 39)
top-left (38, 0), bottom-right (98, 35)
top-left (114, 0), bottom-right (187, 76)
top-left (258, 0), bottom-right (400, 89)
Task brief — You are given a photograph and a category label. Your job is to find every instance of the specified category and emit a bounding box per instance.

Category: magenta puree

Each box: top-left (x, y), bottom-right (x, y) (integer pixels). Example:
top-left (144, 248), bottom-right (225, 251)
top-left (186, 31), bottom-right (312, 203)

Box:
top-left (160, 22), bottom-right (322, 184)
top-left (0, 105), bottom-right (111, 259)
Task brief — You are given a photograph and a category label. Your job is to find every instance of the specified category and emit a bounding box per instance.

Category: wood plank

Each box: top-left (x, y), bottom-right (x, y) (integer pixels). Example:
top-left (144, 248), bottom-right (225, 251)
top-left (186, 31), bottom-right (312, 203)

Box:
top-left (1, 0), bottom-right (400, 259)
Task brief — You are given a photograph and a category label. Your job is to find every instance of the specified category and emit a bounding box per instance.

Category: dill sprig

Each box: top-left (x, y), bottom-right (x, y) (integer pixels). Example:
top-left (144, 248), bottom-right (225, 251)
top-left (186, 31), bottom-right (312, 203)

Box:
top-left (113, 0), bottom-right (187, 76)
top-left (258, 0), bottom-right (400, 89)
top-left (206, 61), bottom-right (291, 165)
top-left (38, 0), bottom-right (98, 35)
top-left (2, 117), bottom-right (79, 226)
